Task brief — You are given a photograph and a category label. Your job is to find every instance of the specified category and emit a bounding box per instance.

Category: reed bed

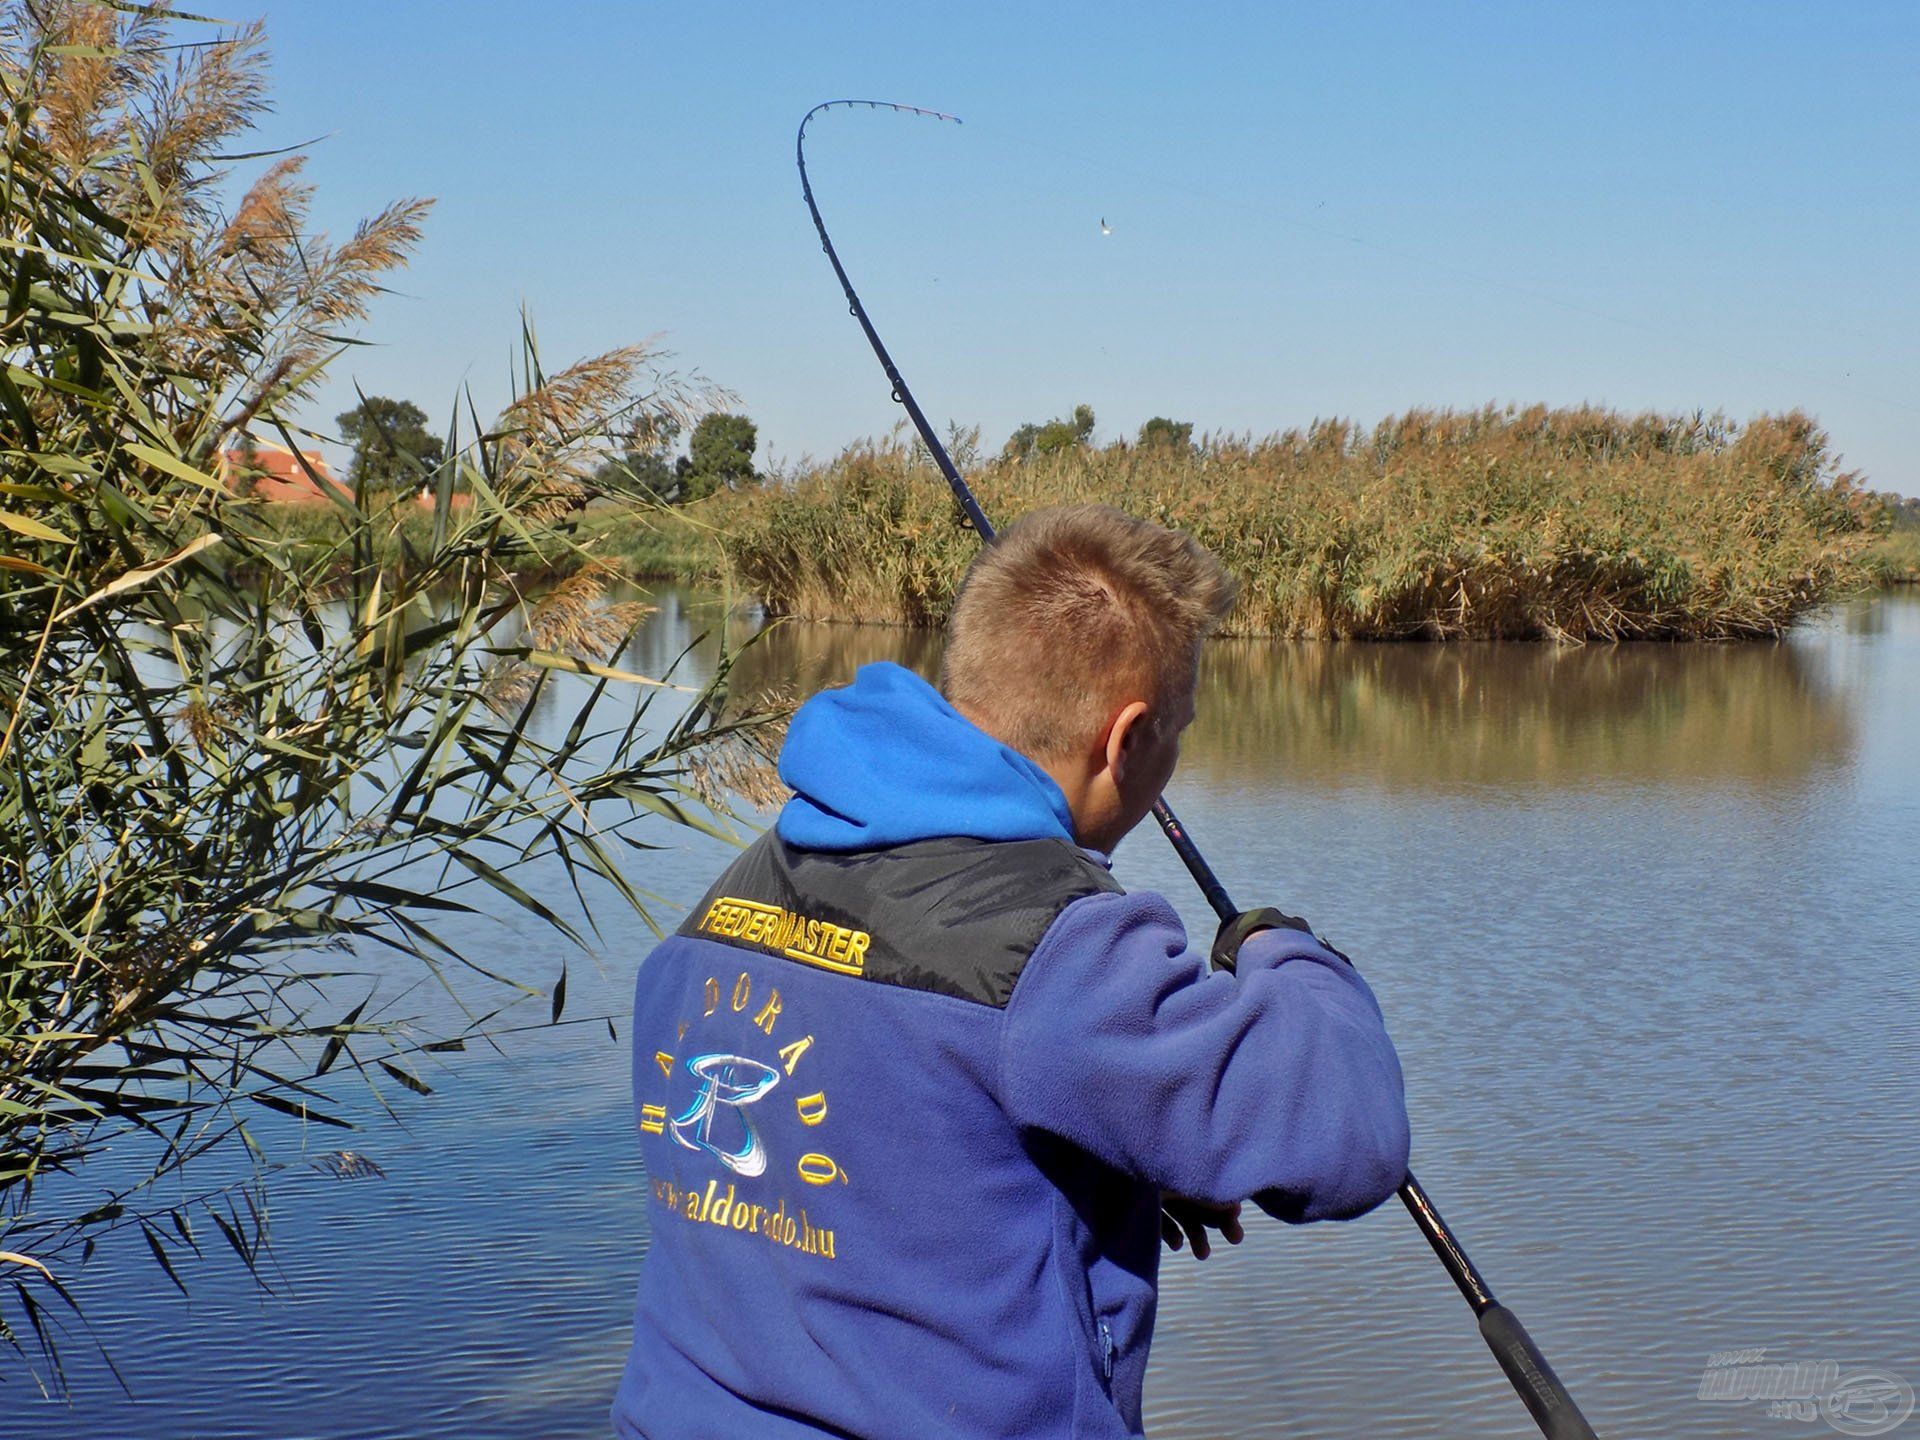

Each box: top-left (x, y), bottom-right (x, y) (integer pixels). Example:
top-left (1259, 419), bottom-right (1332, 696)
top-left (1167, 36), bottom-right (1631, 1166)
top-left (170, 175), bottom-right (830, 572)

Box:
top-left (1863, 527), bottom-right (1919, 585)
top-left (711, 406), bottom-right (1876, 641)
top-left (0, 2), bottom-right (770, 1368)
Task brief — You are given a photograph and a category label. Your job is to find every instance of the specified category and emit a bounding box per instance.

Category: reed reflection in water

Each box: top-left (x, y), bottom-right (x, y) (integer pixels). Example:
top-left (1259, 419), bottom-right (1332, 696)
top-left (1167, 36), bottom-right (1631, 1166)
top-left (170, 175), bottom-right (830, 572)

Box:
top-left (724, 610), bottom-right (1853, 792)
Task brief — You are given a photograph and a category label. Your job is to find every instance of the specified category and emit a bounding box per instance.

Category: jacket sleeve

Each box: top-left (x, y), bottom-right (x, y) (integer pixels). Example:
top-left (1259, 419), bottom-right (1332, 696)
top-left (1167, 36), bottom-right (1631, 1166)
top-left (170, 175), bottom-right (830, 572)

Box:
top-left (997, 889), bottom-right (1410, 1223)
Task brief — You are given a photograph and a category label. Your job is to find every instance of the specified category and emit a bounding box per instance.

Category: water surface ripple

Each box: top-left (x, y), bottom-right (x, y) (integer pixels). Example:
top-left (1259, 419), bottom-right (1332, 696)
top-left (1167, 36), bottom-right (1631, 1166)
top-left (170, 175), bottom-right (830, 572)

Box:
top-left (12, 592), bottom-right (1917, 1439)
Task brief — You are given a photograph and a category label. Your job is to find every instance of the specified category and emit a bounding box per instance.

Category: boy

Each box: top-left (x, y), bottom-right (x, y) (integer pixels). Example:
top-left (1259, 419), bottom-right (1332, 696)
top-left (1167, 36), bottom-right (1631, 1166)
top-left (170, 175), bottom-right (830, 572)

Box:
top-left (613, 505), bottom-right (1410, 1438)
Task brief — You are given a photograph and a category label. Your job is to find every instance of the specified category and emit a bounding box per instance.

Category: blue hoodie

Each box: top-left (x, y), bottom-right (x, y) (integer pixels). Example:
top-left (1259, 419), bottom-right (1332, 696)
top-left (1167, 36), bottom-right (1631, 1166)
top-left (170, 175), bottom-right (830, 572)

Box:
top-left (614, 662), bottom-right (1410, 1439)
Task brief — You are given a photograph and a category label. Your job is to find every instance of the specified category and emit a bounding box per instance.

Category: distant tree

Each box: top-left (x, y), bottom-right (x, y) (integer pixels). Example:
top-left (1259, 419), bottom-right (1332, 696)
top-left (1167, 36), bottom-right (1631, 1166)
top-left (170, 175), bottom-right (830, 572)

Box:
top-left (624, 450), bottom-right (678, 497)
top-left (682, 412), bottom-right (757, 500)
top-left (1138, 416), bottom-right (1194, 451)
top-left (593, 417), bottom-right (683, 502)
top-left (1002, 422), bottom-right (1041, 461)
top-left (1003, 404), bottom-right (1095, 461)
top-left (336, 396), bottom-right (445, 492)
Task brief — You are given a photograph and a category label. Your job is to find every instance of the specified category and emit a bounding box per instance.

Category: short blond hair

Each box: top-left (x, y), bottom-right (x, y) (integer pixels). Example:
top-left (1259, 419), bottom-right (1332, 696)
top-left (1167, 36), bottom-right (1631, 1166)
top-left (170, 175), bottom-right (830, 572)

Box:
top-left (940, 505), bottom-right (1238, 760)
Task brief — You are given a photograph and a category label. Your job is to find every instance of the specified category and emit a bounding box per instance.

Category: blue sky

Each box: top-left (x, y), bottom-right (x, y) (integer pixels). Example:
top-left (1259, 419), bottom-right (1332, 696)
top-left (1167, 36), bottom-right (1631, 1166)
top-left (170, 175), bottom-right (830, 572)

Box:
top-left (256, 2), bottom-right (1918, 495)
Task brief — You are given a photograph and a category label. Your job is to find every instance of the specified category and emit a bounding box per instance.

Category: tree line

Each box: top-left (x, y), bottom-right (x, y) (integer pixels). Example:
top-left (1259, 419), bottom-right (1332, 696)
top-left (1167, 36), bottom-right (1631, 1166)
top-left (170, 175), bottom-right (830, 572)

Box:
top-left (335, 397), bottom-right (1191, 498)
top-left (1002, 407), bottom-right (1192, 461)
top-left (335, 398), bottom-right (760, 504)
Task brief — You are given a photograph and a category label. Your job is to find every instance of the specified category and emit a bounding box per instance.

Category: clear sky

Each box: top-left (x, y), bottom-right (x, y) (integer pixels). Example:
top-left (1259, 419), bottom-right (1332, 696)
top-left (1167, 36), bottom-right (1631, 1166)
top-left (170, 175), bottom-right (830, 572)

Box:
top-left (255, 1), bottom-right (1918, 495)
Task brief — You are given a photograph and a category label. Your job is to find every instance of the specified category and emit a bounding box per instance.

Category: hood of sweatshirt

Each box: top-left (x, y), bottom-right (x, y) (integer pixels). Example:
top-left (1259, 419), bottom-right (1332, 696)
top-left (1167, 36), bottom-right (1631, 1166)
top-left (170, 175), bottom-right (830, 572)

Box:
top-left (775, 662), bottom-right (1076, 851)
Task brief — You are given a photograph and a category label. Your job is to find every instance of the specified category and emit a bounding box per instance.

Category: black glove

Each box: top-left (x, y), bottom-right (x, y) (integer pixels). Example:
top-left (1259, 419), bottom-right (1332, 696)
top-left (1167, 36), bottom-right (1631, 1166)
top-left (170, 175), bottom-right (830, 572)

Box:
top-left (1209, 906), bottom-right (1311, 974)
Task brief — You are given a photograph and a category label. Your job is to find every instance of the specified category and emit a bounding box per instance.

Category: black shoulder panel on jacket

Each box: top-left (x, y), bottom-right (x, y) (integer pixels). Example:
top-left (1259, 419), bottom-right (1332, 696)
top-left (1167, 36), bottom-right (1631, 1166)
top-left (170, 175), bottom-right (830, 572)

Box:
top-left (676, 832), bottom-right (1123, 1008)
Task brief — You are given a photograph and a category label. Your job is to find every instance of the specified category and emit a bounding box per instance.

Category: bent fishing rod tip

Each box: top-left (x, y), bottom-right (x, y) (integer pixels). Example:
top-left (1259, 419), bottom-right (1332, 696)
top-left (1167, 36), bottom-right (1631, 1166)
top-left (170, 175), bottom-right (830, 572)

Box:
top-left (801, 99), bottom-right (963, 129)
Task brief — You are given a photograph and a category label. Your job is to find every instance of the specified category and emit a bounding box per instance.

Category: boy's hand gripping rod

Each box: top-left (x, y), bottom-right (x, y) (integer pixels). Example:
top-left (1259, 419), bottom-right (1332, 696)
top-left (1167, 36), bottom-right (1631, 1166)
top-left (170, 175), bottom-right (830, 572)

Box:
top-left (797, 100), bottom-right (1602, 1440)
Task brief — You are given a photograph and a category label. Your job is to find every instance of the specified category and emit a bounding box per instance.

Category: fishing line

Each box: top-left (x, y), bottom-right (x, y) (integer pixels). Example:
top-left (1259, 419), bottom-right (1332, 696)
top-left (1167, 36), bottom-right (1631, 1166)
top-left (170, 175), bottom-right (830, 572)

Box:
top-left (969, 119), bottom-right (1919, 421)
top-left (797, 98), bottom-right (1605, 1440)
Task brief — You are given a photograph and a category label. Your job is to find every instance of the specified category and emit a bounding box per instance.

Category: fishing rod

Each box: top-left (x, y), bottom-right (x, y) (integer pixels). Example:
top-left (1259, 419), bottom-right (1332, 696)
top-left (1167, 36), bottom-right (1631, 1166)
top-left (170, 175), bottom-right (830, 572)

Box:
top-left (797, 99), bottom-right (1602, 1440)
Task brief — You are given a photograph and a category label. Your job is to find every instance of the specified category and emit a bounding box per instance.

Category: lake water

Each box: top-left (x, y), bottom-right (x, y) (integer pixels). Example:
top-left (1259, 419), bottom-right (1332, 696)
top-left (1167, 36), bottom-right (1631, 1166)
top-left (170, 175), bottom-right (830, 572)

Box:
top-left (11, 590), bottom-right (1919, 1439)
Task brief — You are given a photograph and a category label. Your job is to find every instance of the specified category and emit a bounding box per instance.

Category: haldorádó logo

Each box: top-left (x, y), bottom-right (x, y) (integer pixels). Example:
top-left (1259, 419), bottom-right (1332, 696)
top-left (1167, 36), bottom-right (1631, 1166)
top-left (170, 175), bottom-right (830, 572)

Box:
top-left (1699, 1351), bottom-right (1913, 1435)
top-left (1824, 1371), bottom-right (1916, 1437)
top-left (670, 1054), bottom-right (781, 1178)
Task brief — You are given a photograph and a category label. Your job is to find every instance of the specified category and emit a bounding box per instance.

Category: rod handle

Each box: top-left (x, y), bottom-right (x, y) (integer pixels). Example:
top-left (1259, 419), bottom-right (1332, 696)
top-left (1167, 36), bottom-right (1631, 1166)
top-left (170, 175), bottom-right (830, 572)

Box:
top-left (1477, 1303), bottom-right (1601, 1440)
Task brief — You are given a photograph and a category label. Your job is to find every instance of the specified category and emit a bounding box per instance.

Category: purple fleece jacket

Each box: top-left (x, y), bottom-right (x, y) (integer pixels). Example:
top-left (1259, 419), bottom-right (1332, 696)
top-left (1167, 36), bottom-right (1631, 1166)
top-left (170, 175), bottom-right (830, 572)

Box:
top-left (1005, 890), bottom-right (1411, 1223)
top-left (613, 663), bottom-right (1410, 1439)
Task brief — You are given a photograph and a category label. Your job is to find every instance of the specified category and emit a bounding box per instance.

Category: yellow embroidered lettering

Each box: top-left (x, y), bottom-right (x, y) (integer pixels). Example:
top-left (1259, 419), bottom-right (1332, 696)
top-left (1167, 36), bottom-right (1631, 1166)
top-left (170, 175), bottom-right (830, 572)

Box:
top-left (653, 1050), bottom-right (673, 1078)
top-left (795, 1092), bottom-right (827, 1126)
top-left (753, 989), bottom-right (783, 1035)
top-left (703, 977), bottom-right (720, 1016)
top-left (778, 1034), bottom-right (814, 1075)
top-left (730, 972), bottom-right (751, 1012)
top-left (696, 898), bottom-right (870, 976)
top-left (639, 1104), bottom-right (666, 1135)
top-left (797, 1152), bottom-right (842, 1186)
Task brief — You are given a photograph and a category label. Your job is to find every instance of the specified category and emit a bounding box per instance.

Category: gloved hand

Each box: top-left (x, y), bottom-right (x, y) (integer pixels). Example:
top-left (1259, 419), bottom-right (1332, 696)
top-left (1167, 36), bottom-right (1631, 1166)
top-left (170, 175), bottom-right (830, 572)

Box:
top-left (1209, 905), bottom-right (1312, 974)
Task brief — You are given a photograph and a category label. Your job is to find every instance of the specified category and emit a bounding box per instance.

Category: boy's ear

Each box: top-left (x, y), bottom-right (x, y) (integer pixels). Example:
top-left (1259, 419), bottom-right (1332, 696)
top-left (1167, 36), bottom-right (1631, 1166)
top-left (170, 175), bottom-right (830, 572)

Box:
top-left (1104, 700), bottom-right (1152, 776)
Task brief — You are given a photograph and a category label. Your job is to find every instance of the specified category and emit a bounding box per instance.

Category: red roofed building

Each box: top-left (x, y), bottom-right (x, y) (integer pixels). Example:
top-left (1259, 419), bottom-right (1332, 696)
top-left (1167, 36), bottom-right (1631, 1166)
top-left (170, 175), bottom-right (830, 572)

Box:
top-left (217, 442), bottom-right (352, 505)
